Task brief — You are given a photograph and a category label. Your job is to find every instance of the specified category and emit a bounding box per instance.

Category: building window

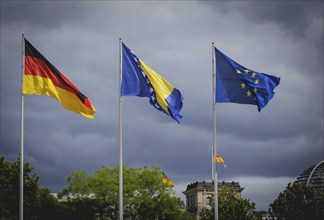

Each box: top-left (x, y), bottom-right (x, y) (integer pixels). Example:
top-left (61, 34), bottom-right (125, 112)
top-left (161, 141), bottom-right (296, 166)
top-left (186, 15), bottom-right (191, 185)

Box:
top-left (206, 196), bottom-right (212, 208)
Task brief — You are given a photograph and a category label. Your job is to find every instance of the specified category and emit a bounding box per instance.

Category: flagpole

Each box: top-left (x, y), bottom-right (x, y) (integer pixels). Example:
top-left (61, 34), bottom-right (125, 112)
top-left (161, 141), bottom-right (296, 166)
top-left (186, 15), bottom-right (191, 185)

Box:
top-left (118, 38), bottom-right (123, 220)
top-left (212, 42), bottom-right (218, 220)
top-left (20, 34), bottom-right (25, 220)
top-left (212, 146), bottom-right (214, 181)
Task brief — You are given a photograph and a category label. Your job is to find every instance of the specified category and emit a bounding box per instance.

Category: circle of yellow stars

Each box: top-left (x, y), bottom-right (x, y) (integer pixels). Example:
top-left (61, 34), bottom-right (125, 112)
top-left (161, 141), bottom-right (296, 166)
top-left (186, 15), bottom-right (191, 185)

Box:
top-left (237, 69), bottom-right (259, 100)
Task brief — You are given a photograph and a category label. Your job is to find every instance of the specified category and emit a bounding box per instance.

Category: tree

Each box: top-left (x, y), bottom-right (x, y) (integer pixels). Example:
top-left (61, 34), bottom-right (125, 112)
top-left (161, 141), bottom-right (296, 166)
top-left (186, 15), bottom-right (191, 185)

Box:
top-left (268, 182), bottom-right (324, 220)
top-left (0, 156), bottom-right (60, 220)
top-left (206, 188), bottom-right (261, 220)
top-left (59, 165), bottom-right (193, 220)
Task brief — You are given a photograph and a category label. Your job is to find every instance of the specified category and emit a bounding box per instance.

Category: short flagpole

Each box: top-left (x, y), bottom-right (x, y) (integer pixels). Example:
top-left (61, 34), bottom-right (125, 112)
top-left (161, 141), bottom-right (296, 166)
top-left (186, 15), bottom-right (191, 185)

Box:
top-left (20, 34), bottom-right (25, 220)
top-left (212, 42), bottom-right (218, 220)
top-left (118, 38), bottom-right (123, 220)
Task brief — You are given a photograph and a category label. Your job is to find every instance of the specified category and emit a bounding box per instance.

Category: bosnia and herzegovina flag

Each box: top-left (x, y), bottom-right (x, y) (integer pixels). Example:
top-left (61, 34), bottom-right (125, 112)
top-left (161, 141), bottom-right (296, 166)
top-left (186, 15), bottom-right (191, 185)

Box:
top-left (23, 38), bottom-right (96, 119)
top-left (121, 42), bottom-right (183, 123)
top-left (215, 47), bottom-right (280, 111)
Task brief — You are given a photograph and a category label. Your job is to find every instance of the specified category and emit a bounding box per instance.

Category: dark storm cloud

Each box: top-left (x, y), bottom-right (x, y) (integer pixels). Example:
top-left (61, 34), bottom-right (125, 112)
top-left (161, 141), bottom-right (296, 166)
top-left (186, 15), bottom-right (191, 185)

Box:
top-left (1, 1), bottom-right (84, 28)
top-left (234, 1), bottom-right (322, 42)
top-left (203, 1), bottom-right (322, 39)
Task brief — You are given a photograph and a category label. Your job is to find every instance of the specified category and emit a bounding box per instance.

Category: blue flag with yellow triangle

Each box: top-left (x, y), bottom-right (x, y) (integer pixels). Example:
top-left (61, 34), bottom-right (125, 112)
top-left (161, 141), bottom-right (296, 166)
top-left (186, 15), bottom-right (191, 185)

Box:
top-left (215, 48), bottom-right (280, 111)
top-left (122, 43), bottom-right (183, 123)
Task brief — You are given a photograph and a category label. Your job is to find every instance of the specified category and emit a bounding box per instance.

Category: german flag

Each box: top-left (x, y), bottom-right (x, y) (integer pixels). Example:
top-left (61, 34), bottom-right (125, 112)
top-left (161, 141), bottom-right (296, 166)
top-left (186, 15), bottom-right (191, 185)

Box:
top-left (23, 38), bottom-right (96, 119)
top-left (216, 153), bottom-right (227, 168)
top-left (162, 171), bottom-right (175, 187)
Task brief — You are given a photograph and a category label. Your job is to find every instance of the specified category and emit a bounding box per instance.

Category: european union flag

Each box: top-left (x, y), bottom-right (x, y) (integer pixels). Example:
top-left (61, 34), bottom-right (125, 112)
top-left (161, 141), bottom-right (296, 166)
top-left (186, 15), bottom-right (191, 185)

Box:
top-left (122, 43), bottom-right (183, 123)
top-left (215, 48), bottom-right (280, 111)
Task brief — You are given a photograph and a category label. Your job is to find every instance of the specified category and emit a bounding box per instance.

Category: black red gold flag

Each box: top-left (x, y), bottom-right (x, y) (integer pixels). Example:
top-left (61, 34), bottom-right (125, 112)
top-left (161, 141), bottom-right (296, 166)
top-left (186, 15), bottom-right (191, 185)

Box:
top-left (23, 38), bottom-right (96, 119)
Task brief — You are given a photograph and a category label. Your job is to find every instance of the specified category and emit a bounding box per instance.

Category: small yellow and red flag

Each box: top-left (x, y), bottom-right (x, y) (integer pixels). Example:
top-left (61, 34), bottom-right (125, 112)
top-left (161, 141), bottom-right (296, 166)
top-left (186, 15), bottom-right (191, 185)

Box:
top-left (162, 171), bottom-right (175, 187)
top-left (216, 153), bottom-right (227, 168)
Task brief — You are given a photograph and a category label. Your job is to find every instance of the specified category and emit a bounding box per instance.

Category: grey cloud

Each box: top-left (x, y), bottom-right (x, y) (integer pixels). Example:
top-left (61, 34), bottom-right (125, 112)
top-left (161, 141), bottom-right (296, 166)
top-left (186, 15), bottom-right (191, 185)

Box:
top-left (203, 1), bottom-right (323, 38)
top-left (1, 1), bottom-right (85, 28)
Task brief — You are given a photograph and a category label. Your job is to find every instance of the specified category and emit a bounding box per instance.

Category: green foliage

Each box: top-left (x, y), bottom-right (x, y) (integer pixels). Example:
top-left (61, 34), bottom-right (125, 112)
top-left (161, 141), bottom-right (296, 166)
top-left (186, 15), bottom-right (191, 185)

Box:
top-left (206, 188), bottom-right (260, 220)
top-left (268, 182), bottom-right (324, 220)
top-left (59, 165), bottom-right (193, 220)
top-left (0, 156), bottom-right (59, 220)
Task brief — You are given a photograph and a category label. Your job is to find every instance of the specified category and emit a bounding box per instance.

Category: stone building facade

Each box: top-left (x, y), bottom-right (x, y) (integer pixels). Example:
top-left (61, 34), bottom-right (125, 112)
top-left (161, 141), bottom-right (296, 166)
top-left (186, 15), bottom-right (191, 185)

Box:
top-left (182, 181), bottom-right (244, 219)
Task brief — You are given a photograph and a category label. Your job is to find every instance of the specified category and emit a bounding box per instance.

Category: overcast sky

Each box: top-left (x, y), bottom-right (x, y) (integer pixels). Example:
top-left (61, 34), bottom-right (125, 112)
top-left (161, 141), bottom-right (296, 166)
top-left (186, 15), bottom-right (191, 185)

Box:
top-left (1, 1), bottom-right (323, 211)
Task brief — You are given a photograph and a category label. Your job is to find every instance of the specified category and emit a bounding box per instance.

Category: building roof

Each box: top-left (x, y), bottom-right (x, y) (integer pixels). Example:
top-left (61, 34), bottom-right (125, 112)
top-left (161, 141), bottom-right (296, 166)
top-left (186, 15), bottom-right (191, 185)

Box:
top-left (183, 181), bottom-right (244, 194)
top-left (295, 160), bottom-right (324, 193)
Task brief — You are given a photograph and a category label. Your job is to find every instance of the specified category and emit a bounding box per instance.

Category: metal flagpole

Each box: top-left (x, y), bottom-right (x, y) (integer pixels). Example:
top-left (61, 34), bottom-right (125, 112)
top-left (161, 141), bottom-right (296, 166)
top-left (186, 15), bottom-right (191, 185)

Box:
top-left (212, 42), bottom-right (218, 220)
top-left (118, 38), bottom-right (123, 220)
top-left (20, 34), bottom-right (25, 220)
top-left (212, 146), bottom-right (215, 181)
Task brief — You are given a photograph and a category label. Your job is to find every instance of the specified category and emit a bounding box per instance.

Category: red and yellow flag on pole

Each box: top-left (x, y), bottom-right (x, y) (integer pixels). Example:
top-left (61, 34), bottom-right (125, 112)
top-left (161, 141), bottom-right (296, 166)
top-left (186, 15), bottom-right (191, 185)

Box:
top-left (216, 153), bottom-right (227, 168)
top-left (212, 146), bottom-right (227, 168)
top-left (23, 38), bottom-right (96, 119)
top-left (162, 171), bottom-right (175, 187)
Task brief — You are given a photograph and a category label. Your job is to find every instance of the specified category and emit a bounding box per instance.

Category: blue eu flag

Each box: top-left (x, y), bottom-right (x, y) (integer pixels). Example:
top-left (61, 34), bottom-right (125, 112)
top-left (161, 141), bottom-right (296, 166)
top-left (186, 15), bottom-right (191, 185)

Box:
top-left (215, 48), bottom-right (280, 111)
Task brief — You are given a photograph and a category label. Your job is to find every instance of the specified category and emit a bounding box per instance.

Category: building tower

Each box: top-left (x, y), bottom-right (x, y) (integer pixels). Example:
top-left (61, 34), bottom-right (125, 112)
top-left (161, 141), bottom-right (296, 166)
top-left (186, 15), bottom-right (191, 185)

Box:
top-left (182, 181), bottom-right (244, 219)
